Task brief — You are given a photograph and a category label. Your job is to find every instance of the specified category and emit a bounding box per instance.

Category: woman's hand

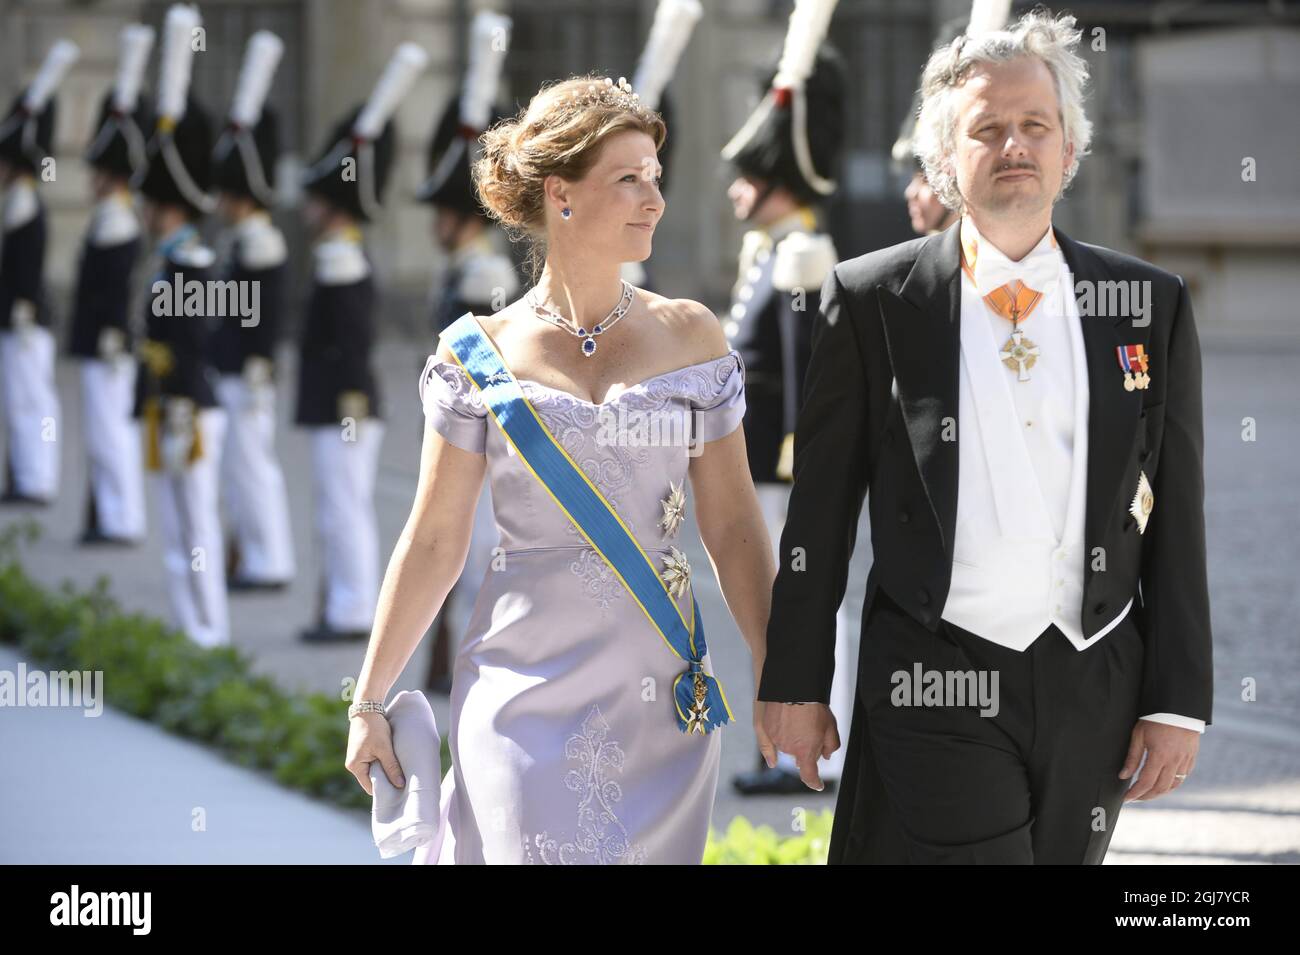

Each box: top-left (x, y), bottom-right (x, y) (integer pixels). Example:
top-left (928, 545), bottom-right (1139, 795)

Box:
top-left (345, 712), bottom-right (406, 795)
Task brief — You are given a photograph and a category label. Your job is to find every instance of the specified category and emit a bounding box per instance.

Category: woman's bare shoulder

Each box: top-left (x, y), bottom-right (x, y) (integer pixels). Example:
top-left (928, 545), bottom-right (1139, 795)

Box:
top-left (641, 292), bottom-right (729, 363)
top-left (435, 302), bottom-right (521, 363)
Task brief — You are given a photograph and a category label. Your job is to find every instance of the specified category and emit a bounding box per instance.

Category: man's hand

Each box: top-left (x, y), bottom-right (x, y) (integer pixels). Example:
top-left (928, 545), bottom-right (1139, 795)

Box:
top-left (1119, 718), bottom-right (1200, 802)
top-left (760, 701), bottom-right (840, 792)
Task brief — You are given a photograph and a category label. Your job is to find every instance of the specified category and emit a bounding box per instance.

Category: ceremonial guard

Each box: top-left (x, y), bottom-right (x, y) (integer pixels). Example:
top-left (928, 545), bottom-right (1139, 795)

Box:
top-left (210, 30), bottom-right (296, 591)
top-left (134, 4), bottom-right (228, 647)
top-left (718, 0), bottom-right (850, 794)
top-left (419, 11), bottom-right (516, 336)
top-left (892, 14), bottom-right (970, 237)
top-left (0, 40), bottom-right (79, 505)
top-left (416, 11), bottom-right (513, 688)
top-left (296, 43), bottom-right (429, 642)
top-left (69, 25), bottom-right (153, 544)
top-left (619, 0), bottom-right (703, 291)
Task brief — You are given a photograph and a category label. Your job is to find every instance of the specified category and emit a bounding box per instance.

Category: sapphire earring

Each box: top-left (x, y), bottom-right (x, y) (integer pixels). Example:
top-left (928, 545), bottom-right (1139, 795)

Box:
top-left (561, 207), bottom-right (572, 220)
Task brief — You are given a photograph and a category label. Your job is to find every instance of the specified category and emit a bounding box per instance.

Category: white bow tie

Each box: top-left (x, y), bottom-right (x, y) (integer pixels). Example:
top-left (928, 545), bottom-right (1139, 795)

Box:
top-left (971, 239), bottom-right (1062, 300)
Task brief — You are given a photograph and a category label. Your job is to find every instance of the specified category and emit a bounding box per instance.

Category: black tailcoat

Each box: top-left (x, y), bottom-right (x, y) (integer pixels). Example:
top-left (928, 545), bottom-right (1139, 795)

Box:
top-left (756, 221), bottom-right (1213, 862)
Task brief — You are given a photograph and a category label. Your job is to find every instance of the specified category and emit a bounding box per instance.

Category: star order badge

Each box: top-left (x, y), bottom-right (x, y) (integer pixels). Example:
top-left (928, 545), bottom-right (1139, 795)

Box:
top-left (658, 480), bottom-right (686, 538)
top-left (1130, 470), bottom-right (1154, 534)
top-left (660, 547), bottom-right (692, 598)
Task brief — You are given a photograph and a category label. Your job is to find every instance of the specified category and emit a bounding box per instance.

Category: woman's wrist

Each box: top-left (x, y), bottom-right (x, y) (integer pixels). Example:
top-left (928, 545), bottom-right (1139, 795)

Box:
top-left (347, 698), bottom-right (387, 720)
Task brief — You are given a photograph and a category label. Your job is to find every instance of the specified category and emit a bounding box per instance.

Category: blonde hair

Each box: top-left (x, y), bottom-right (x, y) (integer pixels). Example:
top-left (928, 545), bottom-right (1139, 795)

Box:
top-left (473, 74), bottom-right (667, 279)
top-left (913, 9), bottom-right (1094, 213)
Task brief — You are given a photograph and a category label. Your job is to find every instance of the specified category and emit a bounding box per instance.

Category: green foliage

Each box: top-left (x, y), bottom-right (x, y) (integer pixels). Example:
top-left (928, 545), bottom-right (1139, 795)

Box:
top-left (1, 521), bottom-right (822, 862)
top-left (0, 521), bottom-right (398, 812)
top-left (702, 809), bottom-right (834, 865)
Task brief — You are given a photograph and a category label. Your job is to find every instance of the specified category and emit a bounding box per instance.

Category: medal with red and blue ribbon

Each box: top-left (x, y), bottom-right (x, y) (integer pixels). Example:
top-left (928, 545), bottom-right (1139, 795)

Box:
top-left (1116, 343), bottom-right (1150, 391)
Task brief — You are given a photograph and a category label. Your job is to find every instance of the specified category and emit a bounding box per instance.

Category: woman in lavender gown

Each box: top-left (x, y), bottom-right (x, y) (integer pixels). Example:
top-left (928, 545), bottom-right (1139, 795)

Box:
top-left (344, 75), bottom-right (783, 864)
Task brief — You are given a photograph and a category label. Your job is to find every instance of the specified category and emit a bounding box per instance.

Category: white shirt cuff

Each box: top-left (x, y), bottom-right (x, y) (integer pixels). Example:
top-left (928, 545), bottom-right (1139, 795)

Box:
top-left (1140, 712), bottom-right (1206, 733)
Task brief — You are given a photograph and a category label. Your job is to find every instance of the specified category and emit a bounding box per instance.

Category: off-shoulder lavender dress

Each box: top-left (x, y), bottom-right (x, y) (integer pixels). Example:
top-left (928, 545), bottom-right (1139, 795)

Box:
top-left (412, 317), bottom-right (747, 864)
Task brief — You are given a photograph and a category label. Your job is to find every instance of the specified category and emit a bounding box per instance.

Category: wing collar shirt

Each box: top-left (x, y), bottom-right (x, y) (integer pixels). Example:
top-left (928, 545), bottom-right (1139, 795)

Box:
top-left (938, 216), bottom-right (1204, 733)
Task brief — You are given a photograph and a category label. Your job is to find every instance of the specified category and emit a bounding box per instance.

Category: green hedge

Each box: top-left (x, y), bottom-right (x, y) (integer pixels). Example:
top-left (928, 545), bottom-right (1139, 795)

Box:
top-left (0, 520), bottom-right (829, 863)
top-left (705, 811), bottom-right (833, 864)
top-left (0, 519), bottom-right (386, 811)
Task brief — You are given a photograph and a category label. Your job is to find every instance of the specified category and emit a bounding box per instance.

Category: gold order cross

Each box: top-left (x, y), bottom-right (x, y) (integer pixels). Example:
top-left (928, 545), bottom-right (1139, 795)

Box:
top-left (1000, 324), bottom-right (1041, 381)
top-left (684, 672), bottom-right (710, 734)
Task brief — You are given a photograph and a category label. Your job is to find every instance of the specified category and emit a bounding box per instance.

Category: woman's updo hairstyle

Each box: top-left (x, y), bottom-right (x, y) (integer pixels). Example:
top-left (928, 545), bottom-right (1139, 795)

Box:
top-left (473, 73), bottom-right (666, 278)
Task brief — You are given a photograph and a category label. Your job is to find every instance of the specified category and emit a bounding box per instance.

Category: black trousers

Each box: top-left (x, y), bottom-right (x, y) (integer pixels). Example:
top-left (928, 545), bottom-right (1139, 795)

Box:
top-left (833, 587), bottom-right (1143, 864)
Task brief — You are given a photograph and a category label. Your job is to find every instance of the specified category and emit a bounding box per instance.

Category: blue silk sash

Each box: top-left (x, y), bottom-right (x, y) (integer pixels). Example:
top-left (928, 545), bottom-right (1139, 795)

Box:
top-left (442, 312), bottom-right (733, 734)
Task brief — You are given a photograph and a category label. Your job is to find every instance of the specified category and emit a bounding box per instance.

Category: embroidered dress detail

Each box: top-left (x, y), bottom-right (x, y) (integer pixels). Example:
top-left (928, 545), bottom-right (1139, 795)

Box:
top-left (523, 705), bottom-right (649, 865)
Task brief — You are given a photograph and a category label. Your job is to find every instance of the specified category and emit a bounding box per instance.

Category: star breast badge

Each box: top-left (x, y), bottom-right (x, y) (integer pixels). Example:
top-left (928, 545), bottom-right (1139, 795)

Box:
top-left (660, 546), bottom-right (692, 598)
top-left (1130, 470), bottom-right (1154, 534)
top-left (658, 480), bottom-right (686, 538)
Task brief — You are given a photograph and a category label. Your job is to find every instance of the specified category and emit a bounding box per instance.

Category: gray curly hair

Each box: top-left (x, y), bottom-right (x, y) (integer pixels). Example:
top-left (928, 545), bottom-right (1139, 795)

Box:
top-left (913, 9), bottom-right (1093, 213)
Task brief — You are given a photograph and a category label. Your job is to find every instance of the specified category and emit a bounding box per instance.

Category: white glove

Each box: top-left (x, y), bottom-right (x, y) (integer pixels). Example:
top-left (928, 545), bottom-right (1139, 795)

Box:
top-left (98, 327), bottom-right (132, 374)
top-left (242, 357), bottom-right (274, 414)
top-left (160, 399), bottom-right (196, 473)
top-left (97, 327), bottom-right (126, 361)
top-left (12, 300), bottom-right (36, 346)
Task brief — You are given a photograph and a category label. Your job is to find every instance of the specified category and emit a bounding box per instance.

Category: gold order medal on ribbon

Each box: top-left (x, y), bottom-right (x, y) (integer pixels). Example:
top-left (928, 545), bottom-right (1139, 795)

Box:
top-left (1000, 325), bottom-right (1042, 382)
top-left (1116, 343), bottom-right (1151, 391)
top-left (959, 231), bottom-right (1048, 383)
top-left (660, 549), bottom-right (710, 734)
top-left (685, 671), bottom-right (710, 735)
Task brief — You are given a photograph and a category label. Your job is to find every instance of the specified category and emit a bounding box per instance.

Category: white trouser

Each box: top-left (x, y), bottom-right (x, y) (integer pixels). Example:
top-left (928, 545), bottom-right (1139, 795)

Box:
top-left (215, 375), bottom-right (296, 582)
top-left (79, 358), bottom-right (145, 539)
top-left (0, 326), bottom-right (61, 499)
top-left (153, 407), bottom-right (228, 647)
top-left (445, 484), bottom-right (498, 648)
top-left (310, 421), bottom-right (384, 631)
top-left (755, 482), bottom-right (859, 782)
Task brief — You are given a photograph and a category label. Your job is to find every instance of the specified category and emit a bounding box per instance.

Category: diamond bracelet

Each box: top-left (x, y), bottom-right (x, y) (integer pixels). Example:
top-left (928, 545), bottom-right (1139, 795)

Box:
top-left (348, 699), bottom-right (387, 720)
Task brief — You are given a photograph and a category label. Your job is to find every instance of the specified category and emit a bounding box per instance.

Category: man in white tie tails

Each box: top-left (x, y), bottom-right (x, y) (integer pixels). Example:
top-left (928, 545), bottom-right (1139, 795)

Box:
top-left (759, 9), bottom-right (1212, 864)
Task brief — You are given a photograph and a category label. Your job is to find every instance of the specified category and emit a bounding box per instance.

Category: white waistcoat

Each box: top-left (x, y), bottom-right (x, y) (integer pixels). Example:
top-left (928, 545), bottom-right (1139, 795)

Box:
top-left (941, 250), bottom-right (1133, 651)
